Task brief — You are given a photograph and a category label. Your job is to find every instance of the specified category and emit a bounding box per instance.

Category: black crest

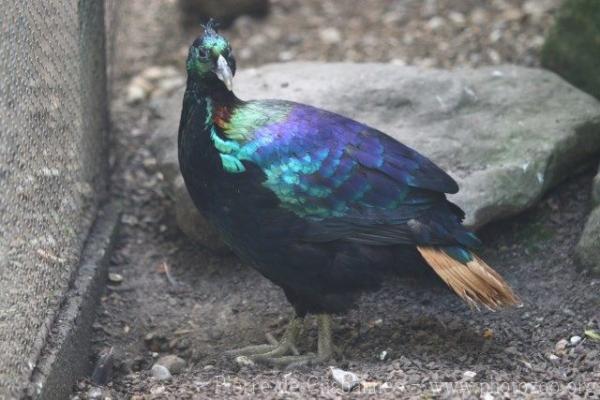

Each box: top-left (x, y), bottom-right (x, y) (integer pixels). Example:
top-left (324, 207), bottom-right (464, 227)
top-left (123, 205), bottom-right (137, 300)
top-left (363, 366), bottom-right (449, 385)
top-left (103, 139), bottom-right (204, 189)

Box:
top-left (203, 18), bottom-right (220, 35)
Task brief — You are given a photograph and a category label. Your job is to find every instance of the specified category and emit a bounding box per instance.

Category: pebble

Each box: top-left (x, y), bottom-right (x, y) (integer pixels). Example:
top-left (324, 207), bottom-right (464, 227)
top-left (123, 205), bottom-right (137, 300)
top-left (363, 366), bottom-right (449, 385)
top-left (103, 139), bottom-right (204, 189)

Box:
top-left (483, 328), bottom-right (494, 339)
top-left (278, 50), bottom-right (295, 62)
top-left (151, 364), bottom-right (172, 380)
top-left (570, 335), bottom-right (582, 345)
top-left (547, 353), bottom-right (560, 361)
top-left (126, 78), bottom-right (149, 104)
top-left (470, 8), bottom-right (488, 25)
top-left (448, 11), bottom-right (466, 26)
top-left (505, 7), bottom-right (525, 21)
top-left (108, 273), bottom-right (123, 284)
top-left (156, 355), bottom-right (186, 375)
top-left (150, 385), bottom-right (166, 395)
top-left (463, 370), bottom-right (477, 380)
top-left (379, 350), bottom-right (389, 361)
top-left (426, 16), bottom-right (444, 31)
top-left (555, 338), bottom-right (569, 355)
top-left (361, 380), bottom-right (381, 391)
top-left (319, 27), bottom-right (342, 44)
top-left (523, 0), bottom-right (559, 20)
top-left (330, 367), bottom-right (360, 391)
top-left (235, 355), bottom-right (255, 367)
top-left (87, 387), bottom-right (104, 400)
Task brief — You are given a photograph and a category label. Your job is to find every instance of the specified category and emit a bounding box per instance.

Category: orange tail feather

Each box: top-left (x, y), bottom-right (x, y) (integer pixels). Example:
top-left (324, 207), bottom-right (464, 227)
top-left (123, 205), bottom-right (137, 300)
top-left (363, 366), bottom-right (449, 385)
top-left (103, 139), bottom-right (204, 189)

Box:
top-left (417, 246), bottom-right (521, 310)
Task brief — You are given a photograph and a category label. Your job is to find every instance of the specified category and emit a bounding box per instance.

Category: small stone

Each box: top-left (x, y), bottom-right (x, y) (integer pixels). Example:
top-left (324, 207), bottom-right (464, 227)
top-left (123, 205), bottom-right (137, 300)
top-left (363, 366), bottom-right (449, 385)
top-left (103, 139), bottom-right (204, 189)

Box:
top-left (448, 11), bottom-right (466, 26)
top-left (463, 370), bottom-right (477, 380)
top-left (482, 392), bottom-right (494, 400)
top-left (361, 380), bottom-right (381, 391)
top-left (108, 273), bottom-right (123, 284)
top-left (547, 353), bottom-right (560, 361)
top-left (126, 84), bottom-right (147, 104)
top-left (570, 335), bottom-right (582, 345)
top-left (121, 214), bottom-right (138, 226)
top-left (330, 367), bottom-right (360, 391)
top-left (278, 50), bottom-right (295, 62)
top-left (523, 0), bottom-right (559, 20)
top-left (142, 157), bottom-right (158, 171)
top-left (555, 338), bottom-right (569, 355)
top-left (483, 328), bottom-right (494, 339)
top-left (379, 350), bottom-right (388, 361)
top-left (151, 364), bottom-right (172, 380)
top-left (150, 385), bottom-right (166, 395)
top-left (87, 387), bottom-right (104, 400)
top-left (126, 76), bottom-right (152, 104)
top-left (470, 8), bottom-right (488, 25)
top-left (235, 355), bottom-right (255, 367)
top-left (502, 7), bottom-right (524, 21)
top-left (319, 28), bottom-right (342, 44)
top-left (156, 355), bottom-right (186, 375)
top-left (426, 16), bottom-right (444, 31)
top-left (488, 49), bottom-right (501, 64)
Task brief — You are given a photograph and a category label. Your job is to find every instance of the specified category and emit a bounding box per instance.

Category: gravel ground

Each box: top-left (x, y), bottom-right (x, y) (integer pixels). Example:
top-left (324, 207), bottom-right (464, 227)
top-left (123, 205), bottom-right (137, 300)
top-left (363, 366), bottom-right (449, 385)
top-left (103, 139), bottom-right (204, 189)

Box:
top-left (73, 1), bottom-right (600, 399)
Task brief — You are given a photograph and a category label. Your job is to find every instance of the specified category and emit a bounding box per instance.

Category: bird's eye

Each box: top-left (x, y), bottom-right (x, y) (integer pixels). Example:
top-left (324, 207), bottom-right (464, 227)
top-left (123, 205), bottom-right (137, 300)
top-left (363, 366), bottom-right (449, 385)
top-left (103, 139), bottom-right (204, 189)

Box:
top-left (197, 47), bottom-right (209, 59)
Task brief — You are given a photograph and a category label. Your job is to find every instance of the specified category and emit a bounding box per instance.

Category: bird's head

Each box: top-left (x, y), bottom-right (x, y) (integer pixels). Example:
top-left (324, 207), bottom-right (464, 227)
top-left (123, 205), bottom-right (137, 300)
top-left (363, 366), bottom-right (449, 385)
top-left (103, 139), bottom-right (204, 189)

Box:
top-left (186, 20), bottom-right (236, 91)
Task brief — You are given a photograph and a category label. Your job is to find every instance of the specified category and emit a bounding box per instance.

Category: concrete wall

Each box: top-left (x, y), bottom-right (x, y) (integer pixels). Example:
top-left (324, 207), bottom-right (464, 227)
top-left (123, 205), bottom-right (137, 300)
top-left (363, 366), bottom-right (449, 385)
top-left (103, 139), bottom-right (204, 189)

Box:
top-left (0, 1), bottom-right (109, 397)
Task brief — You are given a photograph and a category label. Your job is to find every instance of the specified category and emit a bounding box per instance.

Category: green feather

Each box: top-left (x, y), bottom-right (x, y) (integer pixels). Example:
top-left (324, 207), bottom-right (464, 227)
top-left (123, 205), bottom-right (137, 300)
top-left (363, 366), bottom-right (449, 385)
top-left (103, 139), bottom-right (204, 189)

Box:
top-left (207, 100), bottom-right (291, 174)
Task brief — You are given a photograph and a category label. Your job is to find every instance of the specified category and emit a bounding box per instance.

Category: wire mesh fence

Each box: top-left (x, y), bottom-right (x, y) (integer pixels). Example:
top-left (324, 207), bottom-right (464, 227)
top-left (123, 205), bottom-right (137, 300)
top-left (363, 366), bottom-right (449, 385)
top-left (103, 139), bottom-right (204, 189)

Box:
top-left (0, 1), bottom-right (118, 396)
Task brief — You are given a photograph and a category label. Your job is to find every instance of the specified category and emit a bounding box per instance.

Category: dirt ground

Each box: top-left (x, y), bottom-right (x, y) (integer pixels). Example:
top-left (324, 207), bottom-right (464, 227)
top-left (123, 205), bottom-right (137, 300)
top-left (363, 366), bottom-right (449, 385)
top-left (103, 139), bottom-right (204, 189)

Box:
top-left (74, 1), bottom-right (600, 398)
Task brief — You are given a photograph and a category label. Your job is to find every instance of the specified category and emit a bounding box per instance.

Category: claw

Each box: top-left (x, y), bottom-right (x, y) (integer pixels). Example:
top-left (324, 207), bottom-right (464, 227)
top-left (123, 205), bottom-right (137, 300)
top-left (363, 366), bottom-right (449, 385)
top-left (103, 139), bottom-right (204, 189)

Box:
top-left (226, 314), bottom-right (338, 369)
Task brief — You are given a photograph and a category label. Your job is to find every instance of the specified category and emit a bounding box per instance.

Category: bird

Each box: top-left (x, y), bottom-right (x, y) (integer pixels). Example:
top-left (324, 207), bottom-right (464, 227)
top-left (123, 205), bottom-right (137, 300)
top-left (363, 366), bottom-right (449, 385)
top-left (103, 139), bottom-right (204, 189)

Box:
top-left (178, 21), bottom-right (520, 367)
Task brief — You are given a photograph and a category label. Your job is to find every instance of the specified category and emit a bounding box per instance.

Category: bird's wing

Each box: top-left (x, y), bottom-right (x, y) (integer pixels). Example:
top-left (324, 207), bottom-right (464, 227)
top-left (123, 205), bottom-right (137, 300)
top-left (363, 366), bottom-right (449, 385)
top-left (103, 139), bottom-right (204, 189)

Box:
top-left (230, 101), bottom-right (475, 246)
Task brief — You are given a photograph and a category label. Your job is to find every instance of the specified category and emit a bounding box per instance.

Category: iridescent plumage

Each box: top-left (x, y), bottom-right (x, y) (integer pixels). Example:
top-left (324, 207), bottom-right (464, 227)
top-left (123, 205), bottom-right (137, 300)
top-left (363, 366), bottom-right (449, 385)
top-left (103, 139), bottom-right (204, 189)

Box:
top-left (177, 23), bottom-right (519, 366)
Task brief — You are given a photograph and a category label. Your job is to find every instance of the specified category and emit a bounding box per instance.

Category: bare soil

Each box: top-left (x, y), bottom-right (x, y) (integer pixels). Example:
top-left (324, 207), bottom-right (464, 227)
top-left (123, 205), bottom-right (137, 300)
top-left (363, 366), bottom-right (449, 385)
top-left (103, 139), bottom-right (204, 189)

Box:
top-left (73, 1), bottom-right (600, 398)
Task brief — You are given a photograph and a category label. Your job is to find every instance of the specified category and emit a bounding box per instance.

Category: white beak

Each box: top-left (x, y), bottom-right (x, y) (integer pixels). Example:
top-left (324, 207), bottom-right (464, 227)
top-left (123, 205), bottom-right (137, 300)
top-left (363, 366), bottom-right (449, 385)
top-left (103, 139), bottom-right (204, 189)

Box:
top-left (215, 54), bottom-right (233, 91)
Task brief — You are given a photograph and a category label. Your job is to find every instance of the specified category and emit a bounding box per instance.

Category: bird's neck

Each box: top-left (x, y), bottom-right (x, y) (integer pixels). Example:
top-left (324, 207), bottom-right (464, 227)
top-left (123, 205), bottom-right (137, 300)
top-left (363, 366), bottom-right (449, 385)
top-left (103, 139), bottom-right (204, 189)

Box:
top-left (186, 74), bottom-right (240, 116)
top-left (178, 75), bottom-right (240, 181)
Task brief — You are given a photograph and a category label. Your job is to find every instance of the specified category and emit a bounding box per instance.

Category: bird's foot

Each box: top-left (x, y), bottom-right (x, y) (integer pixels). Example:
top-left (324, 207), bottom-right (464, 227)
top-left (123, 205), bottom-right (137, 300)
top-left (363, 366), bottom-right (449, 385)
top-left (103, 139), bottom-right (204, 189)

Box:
top-left (228, 314), bottom-right (339, 369)
top-left (256, 314), bottom-right (338, 369)
top-left (226, 316), bottom-right (303, 360)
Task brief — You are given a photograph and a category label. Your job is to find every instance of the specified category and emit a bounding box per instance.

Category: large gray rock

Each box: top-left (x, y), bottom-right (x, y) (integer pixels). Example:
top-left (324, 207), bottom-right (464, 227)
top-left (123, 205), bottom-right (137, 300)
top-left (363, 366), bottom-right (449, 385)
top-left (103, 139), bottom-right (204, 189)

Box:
top-left (150, 63), bottom-right (600, 249)
top-left (592, 166), bottom-right (600, 207)
top-left (576, 164), bottom-right (600, 275)
top-left (576, 206), bottom-right (600, 276)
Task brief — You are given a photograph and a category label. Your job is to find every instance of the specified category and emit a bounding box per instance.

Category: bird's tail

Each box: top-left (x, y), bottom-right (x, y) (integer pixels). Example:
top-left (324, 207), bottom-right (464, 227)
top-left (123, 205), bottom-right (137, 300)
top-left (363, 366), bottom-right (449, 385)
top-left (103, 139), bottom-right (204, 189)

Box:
top-left (416, 246), bottom-right (521, 310)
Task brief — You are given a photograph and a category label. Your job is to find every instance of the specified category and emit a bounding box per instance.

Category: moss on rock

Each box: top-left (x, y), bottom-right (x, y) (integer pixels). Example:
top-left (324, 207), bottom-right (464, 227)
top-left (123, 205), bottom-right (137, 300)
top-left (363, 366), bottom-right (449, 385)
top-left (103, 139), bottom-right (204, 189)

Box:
top-left (541, 0), bottom-right (600, 100)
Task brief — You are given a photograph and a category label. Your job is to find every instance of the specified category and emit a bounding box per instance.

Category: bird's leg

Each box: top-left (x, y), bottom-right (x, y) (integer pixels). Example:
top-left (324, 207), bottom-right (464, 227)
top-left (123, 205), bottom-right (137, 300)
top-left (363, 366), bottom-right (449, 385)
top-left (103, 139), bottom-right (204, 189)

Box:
top-left (255, 313), bottom-right (337, 368)
top-left (316, 313), bottom-right (336, 359)
top-left (226, 316), bottom-right (303, 358)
